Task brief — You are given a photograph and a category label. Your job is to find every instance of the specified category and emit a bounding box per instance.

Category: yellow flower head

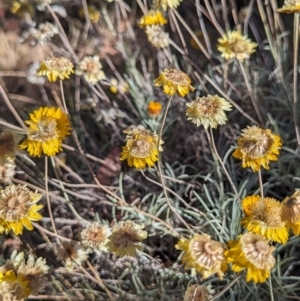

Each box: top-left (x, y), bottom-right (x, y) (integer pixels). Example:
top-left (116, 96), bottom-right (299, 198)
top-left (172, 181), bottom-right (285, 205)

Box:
top-left (281, 191), bottom-right (300, 235)
top-left (175, 234), bottom-right (228, 280)
top-left (5, 251), bottom-right (49, 296)
top-left (154, 68), bottom-right (195, 97)
top-left (147, 101), bottom-right (163, 117)
top-left (56, 240), bottom-right (88, 270)
top-left (120, 128), bottom-right (163, 169)
top-left (154, 0), bottom-right (182, 11)
top-left (232, 126), bottom-right (282, 171)
top-left (106, 220), bottom-right (147, 257)
top-left (225, 232), bottom-right (275, 283)
top-left (145, 25), bottom-right (170, 49)
top-left (10, 0), bottom-right (34, 17)
top-left (76, 55), bottom-right (105, 85)
top-left (278, 0), bottom-right (300, 13)
top-left (0, 131), bottom-right (19, 161)
top-left (20, 107), bottom-right (71, 157)
top-left (241, 195), bottom-right (288, 244)
top-left (0, 159), bottom-right (16, 185)
top-left (217, 31), bottom-right (257, 62)
top-left (37, 55), bottom-right (74, 82)
top-left (184, 284), bottom-right (213, 301)
top-left (0, 184), bottom-right (43, 235)
top-left (186, 94), bottom-right (232, 129)
top-left (79, 5), bottom-right (100, 23)
top-left (138, 10), bottom-right (167, 27)
top-left (109, 78), bottom-right (129, 94)
top-left (80, 222), bottom-right (110, 253)
top-left (0, 270), bottom-right (31, 300)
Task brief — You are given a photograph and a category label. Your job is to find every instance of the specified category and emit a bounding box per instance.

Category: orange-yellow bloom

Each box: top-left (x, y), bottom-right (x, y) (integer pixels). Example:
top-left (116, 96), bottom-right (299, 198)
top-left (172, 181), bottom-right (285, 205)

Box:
top-left (20, 107), bottom-right (71, 157)
top-left (154, 68), bottom-right (194, 97)
top-left (225, 232), bottom-right (275, 283)
top-left (241, 195), bottom-right (288, 244)
top-left (281, 191), bottom-right (300, 235)
top-left (232, 126), bottom-right (281, 171)
top-left (278, 0), bottom-right (300, 13)
top-left (175, 234), bottom-right (227, 279)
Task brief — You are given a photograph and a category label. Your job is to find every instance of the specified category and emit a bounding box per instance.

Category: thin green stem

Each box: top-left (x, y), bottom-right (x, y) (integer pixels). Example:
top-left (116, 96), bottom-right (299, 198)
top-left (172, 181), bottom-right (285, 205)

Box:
top-left (258, 169), bottom-right (264, 199)
top-left (45, 156), bottom-right (59, 241)
top-left (208, 128), bottom-right (241, 202)
top-left (293, 13), bottom-right (300, 146)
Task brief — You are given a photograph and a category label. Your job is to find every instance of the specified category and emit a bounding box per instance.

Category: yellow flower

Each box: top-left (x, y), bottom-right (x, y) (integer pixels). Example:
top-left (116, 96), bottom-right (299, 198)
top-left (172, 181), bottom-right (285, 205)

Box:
top-left (147, 101), bottom-right (163, 117)
top-left (154, 0), bottom-right (182, 11)
top-left (281, 191), bottom-right (300, 235)
top-left (10, 0), bottom-right (34, 17)
top-left (0, 184), bottom-right (43, 235)
top-left (138, 10), bottom-right (167, 27)
top-left (106, 221), bottom-right (147, 257)
top-left (56, 240), bottom-right (88, 270)
top-left (175, 234), bottom-right (227, 280)
top-left (37, 55), bottom-right (74, 82)
top-left (79, 5), bottom-right (100, 23)
top-left (241, 195), bottom-right (288, 244)
top-left (0, 131), bottom-right (19, 161)
top-left (109, 78), bottom-right (129, 94)
top-left (120, 128), bottom-right (163, 169)
top-left (186, 94), bottom-right (232, 129)
top-left (5, 251), bottom-right (49, 296)
top-left (225, 232), bottom-right (275, 283)
top-left (217, 31), bottom-right (257, 62)
top-left (80, 222), bottom-right (110, 253)
top-left (0, 270), bottom-right (30, 300)
top-left (154, 68), bottom-right (195, 97)
top-left (278, 0), bottom-right (300, 13)
top-left (76, 55), bottom-right (105, 85)
top-left (145, 25), bottom-right (170, 48)
top-left (20, 107), bottom-right (71, 157)
top-left (232, 126), bottom-right (282, 172)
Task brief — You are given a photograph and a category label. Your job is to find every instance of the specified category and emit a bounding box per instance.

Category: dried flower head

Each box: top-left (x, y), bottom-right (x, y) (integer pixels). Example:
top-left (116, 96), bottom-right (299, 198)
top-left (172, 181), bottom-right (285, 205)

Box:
top-left (0, 270), bottom-right (31, 301)
top-left (0, 131), bottom-right (18, 161)
top-left (241, 195), bottom-right (288, 244)
top-left (34, 0), bottom-right (52, 11)
top-left (147, 101), bottom-right (163, 117)
top-left (57, 240), bottom-right (88, 270)
top-left (109, 78), bottom-right (129, 94)
top-left (81, 222), bottom-right (110, 253)
top-left (79, 5), bottom-right (101, 23)
top-left (0, 184), bottom-right (43, 235)
top-left (27, 62), bottom-right (46, 85)
top-left (281, 191), bottom-right (300, 235)
top-left (76, 55), bottom-right (105, 85)
top-left (20, 107), bottom-right (71, 157)
top-left (106, 221), bottom-right (147, 257)
top-left (154, 68), bottom-right (195, 97)
top-left (186, 95), bottom-right (232, 129)
top-left (175, 234), bottom-right (227, 280)
top-left (138, 10), bottom-right (167, 27)
top-left (32, 22), bottom-right (59, 45)
top-left (154, 0), bottom-right (182, 11)
top-left (225, 232), bottom-right (276, 283)
top-left (145, 25), bottom-right (170, 48)
top-left (232, 126), bottom-right (282, 171)
top-left (217, 31), bottom-right (257, 62)
top-left (120, 128), bottom-right (163, 169)
top-left (184, 284), bottom-right (213, 301)
top-left (0, 158), bottom-right (16, 185)
top-left (37, 55), bottom-right (74, 82)
top-left (278, 0), bottom-right (300, 13)
top-left (5, 251), bottom-right (49, 295)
